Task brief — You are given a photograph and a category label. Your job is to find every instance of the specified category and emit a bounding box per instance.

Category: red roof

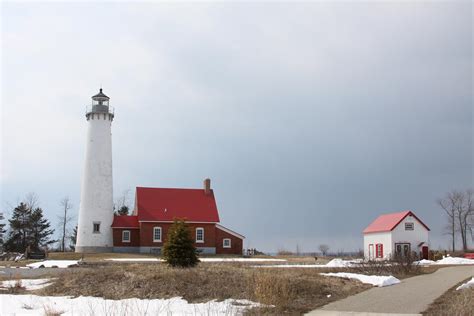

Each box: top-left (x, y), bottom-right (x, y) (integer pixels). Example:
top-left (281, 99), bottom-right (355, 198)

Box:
top-left (363, 210), bottom-right (430, 234)
top-left (134, 187), bottom-right (220, 223)
top-left (111, 215), bottom-right (139, 228)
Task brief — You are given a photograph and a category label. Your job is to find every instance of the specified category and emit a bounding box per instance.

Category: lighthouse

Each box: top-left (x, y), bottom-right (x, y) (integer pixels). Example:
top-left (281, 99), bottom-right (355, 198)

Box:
top-left (76, 89), bottom-right (114, 253)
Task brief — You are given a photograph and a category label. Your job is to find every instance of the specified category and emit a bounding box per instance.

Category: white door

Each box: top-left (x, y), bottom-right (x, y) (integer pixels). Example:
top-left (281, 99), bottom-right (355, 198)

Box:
top-left (368, 244), bottom-right (374, 260)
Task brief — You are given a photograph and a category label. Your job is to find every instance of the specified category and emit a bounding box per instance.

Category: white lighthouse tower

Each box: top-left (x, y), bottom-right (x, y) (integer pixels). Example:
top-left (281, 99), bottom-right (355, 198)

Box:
top-left (76, 89), bottom-right (114, 253)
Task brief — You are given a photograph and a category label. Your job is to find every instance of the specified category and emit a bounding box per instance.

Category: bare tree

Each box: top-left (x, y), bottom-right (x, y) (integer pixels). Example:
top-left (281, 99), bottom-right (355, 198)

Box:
top-left (319, 244), bottom-right (329, 256)
top-left (58, 197), bottom-right (73, 252)
top-left (459, 190), bottom-right (473, 250)
top-left (438, 189), bottom-right (474, 251)
top-left (24, 192), bottom-right (39, 210)
top-left (114, 189), bottom-right (131, 216)
top-left (438, 192), bottom-right (459, 251)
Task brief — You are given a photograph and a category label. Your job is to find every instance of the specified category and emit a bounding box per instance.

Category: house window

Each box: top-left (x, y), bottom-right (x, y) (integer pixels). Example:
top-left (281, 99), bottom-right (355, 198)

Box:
top-left (405, 222), bottom-right (414, 230)
top-left (376, 243), bottom-right (383, 258)
top-left (196, 228), bottom-right (204, 243)
top-left (93, 222), bottom-right (101, 233)
top-left (223, 238), bottom-right (231, 248)
top-left (122, 230), bottom-right (131, 243)
top-left (153, 227), bottom-right (162, 242)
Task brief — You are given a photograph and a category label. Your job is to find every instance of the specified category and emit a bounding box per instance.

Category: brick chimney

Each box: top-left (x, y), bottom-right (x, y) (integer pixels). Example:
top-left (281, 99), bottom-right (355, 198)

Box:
top-left (204, 178), bottom-right (211, 195)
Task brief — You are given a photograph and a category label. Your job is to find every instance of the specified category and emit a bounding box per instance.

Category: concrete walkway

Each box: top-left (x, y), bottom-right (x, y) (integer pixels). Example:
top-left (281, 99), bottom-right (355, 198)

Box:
top-left (306, 266), bottom-right (474, 315)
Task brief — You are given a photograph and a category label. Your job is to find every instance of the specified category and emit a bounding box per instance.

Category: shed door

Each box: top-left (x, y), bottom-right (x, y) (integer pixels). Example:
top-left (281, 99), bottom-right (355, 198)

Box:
top-left (422, 246), bottom-right (429, 260)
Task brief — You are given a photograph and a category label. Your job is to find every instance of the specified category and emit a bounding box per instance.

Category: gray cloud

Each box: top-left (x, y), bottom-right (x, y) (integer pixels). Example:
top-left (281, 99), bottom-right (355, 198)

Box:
top-left (1, 2), bottom-right (472, 252)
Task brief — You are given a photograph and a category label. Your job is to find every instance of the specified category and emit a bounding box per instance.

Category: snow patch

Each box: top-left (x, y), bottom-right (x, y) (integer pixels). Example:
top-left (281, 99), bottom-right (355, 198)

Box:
top-left (414, 256), bottom-right (474, 266)
top-left (456, 277), bottom-right (474, 290)
top-left (1, 279), bottom-right (52, 291)
top-left (413, 259), bottom-right (435, 265)
top-left (433, 257), bottom-right (474, 265)
top-left (256, 258), bottom-right (358, 268)
top-left (325, 258), bottom-right (358, 267)
top-left (320, 272), bottom-right (400, 287)
top-left (26, 260), bottom-right (79, 269)
top-left (0, 294), bottom-right (262, 315)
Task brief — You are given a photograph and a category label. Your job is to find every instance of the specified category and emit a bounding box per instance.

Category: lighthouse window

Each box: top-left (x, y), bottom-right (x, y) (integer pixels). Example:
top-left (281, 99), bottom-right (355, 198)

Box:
top-left (93, 222), bottom-right (101, 233)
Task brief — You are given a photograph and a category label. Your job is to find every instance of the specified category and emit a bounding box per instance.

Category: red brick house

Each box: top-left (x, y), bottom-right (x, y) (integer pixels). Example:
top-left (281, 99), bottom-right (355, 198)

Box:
top-left (111, 179), bottom-right (244, 255)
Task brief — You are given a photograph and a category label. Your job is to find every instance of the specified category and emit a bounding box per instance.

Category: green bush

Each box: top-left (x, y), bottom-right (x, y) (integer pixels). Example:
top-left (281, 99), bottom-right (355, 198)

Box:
top-left (163, 219), bottom-right (199, 268)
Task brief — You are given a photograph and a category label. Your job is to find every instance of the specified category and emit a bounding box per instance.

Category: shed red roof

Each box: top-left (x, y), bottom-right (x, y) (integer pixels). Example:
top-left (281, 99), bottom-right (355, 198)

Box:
top-left (111, 215), bottom-right (139, 228)
top-left (134, 187), bottom-right (220, 223)
top-left (363, 210), bottom-right (430, 234)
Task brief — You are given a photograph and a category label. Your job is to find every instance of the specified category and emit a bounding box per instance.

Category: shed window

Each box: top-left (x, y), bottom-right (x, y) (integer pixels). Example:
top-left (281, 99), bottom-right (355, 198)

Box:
top-left (122, 230), bottom-right (130, 242)
top-left (405, 222), bottom-right (414, 230)
top-left (223, 238), bottom-right (231, 248)
top-left (196, 228), bottom-right (204, 243)
top-left (153, 227), bottom-right (162, 242)
top-left (376, 243), bottom-right (383, 258)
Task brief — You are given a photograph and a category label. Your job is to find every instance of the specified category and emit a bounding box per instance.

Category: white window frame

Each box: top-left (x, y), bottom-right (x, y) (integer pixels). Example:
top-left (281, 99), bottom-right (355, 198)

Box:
top-left (196, 227), bottom-right (204, 243)
top-left (153, 227), bottom-right (162, 242)
top-left (405, 222), bottom-right (414, 231)
top-left (93, 221), bottom-right (101, 234)
top-left (223, 238), bottom-right (231, 248)
top-left (122, 230), bottom-right (131, 243)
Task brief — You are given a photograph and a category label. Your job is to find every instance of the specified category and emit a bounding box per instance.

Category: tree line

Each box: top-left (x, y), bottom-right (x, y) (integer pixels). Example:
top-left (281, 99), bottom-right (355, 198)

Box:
top-left (0, 193), bottom-right (77, 253)
top-left (0, 190), bottom-right (132, 253)
top-left (1, 189), bottom-right (472, 253)
top-left (438, 189), bottom-right (474, 251)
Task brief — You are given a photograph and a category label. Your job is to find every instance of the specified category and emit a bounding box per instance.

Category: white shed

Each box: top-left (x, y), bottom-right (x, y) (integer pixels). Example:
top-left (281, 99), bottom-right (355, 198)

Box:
top-left (363, 210), bottom-right (430, 260)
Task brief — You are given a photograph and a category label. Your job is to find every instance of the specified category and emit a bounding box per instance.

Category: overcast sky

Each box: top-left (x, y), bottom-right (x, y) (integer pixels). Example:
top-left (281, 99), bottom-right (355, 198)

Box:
top-left (1, 1), bottom-right (472, 253)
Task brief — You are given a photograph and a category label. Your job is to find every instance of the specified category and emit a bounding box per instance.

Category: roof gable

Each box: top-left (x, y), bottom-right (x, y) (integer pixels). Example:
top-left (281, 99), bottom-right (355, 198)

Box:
top-left (363, 210), bottom-right (430, 234)
top-left (135, 187), bottom-right (220, 223)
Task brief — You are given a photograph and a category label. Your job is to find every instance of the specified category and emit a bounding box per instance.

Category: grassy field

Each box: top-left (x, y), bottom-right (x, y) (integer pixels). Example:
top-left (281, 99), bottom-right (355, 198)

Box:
top-left (1, 252), bottom-right (326, 267)
top-left (423, 277), bottom-right (474, 316)
top-left (1, 254), bottom-right (446, 314)
top-left (48, 251), bottom-right (157, 261)
top-left (46, 252), bottom-right (320, 263)
top-left (34, 263), bottom-right (369, 315)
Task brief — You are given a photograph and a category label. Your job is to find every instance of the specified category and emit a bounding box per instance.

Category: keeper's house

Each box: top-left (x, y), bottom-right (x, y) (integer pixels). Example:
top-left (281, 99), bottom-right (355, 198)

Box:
top-left (363, 210), bottom-right (430, 260)
top-left (111, 179), bottom-right (244, 255)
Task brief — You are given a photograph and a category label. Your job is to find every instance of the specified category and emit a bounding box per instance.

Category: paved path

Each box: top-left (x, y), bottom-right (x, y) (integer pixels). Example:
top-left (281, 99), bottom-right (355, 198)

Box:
top-left (306, 266), bottom-right (474, 315)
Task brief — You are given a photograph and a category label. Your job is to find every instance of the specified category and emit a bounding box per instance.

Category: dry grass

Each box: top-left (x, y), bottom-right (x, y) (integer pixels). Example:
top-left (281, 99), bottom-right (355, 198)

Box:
top-left (0, 259), bottom-right (39, 267)
top-left (274, 255), bottom-right (331, 265)
top-left (0, 272), bottom-right (27, 294)
top-left (349, 258), bottom-right (443, 280)
top-left (423, 278), bottom-right (474, 315)
top-left (40, 263), bottom-right (370, 314)
top-left (0, 252), bottom-right (158, 267)
top-left (47, 252), bottom-right (157, 261)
